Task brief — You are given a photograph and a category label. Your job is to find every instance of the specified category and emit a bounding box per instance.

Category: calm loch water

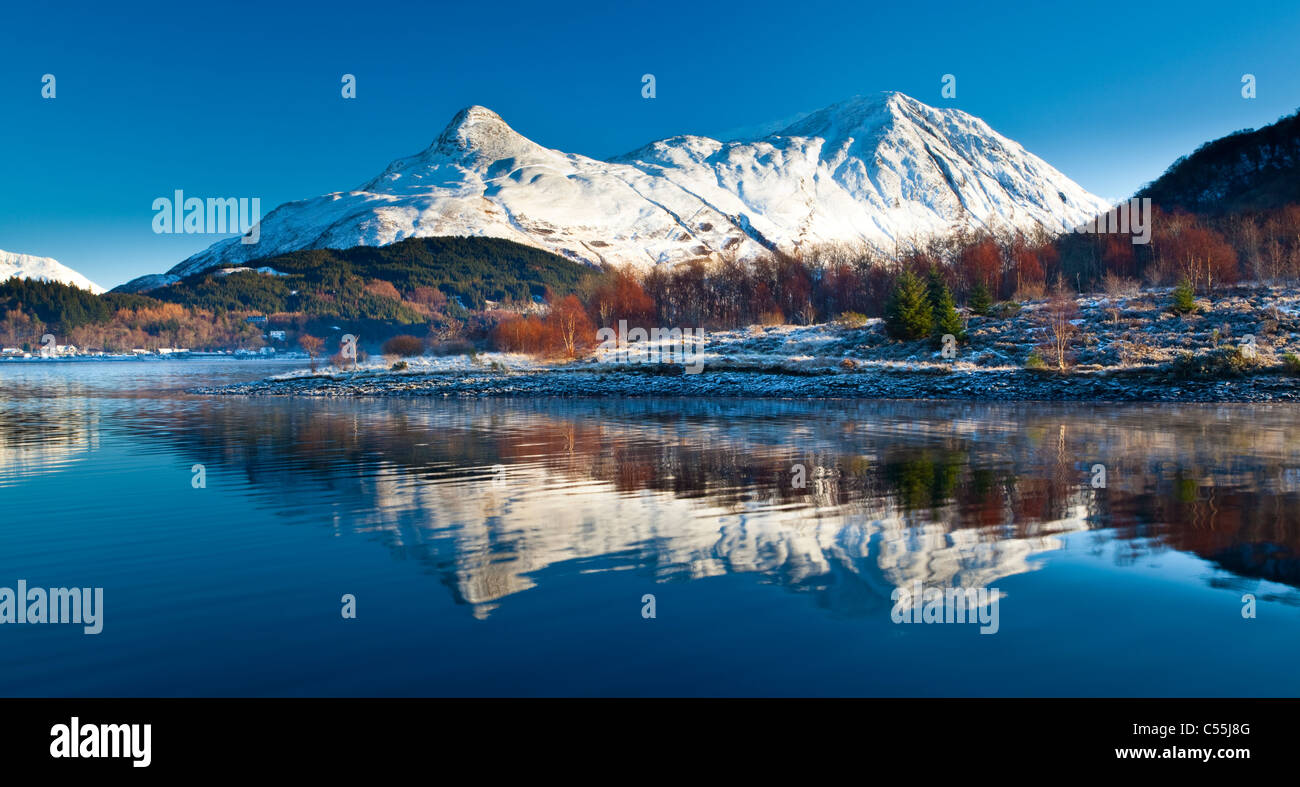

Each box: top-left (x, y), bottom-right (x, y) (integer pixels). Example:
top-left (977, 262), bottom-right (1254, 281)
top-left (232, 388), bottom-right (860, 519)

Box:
top-left (2, 359), bottom-right (1299, 696)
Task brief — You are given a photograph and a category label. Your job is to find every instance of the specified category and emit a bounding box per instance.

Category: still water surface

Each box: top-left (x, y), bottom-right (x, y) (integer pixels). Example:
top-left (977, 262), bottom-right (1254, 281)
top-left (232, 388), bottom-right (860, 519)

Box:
top-left (2, 359), bottom-right (1299, 696)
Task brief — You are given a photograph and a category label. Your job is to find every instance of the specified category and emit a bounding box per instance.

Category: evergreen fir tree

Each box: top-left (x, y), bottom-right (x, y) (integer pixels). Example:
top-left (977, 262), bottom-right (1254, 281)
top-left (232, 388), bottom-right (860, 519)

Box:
top-left (968, 280), bottom-right (992, 316)
top-left (926, 268), bottom-right (946, 308)
top-left (884, 270), bottom-right (933, 340)
top-left (928, 270), bottom-right (964, 342)
top-left (1171, 279), bottom-right (1197, 315)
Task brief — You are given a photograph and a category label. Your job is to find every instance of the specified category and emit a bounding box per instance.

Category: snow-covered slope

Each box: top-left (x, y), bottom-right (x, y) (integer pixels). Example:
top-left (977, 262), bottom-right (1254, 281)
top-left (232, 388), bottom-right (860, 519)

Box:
top-left (124, 92), bottom-right (1110, 291)
top-left (0, 249), bottom-right (105, 294)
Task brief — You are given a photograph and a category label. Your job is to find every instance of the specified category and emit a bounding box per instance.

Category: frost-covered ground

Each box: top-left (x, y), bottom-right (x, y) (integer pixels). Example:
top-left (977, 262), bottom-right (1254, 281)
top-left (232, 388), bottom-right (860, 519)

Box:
top-left (200, 285), bottom-right (1300, 402)
top-left (268, 352), bottom-right (544, 380)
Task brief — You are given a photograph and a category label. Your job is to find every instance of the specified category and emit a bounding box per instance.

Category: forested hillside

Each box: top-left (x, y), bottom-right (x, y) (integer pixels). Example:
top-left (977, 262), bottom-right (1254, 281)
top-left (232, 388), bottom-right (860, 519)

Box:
top-left (1138, 109), bottom-right (1300, 213)
top-left (149, 236), bottom-right (591, 320)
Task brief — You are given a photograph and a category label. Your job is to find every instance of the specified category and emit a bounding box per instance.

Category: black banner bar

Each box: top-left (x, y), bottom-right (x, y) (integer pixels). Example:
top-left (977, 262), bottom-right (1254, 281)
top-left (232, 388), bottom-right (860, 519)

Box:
top-left (0, 698), bottom-right (1289, 775)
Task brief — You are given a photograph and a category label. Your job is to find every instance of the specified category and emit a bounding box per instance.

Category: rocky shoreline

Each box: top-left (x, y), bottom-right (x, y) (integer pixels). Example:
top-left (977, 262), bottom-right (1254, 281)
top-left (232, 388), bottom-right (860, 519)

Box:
top-left (193, 366), bottom-right (1300, 403)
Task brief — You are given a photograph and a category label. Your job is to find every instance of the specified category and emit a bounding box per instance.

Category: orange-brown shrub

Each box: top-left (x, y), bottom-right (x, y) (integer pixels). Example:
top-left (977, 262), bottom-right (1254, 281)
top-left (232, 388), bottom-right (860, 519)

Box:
top-left (381, 334), bottom-right (424, 357)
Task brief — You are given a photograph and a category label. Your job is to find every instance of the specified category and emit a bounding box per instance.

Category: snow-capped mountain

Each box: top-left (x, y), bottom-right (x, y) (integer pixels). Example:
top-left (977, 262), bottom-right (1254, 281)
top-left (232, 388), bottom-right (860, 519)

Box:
top-left (0, 249), bottom-right (105, 294)
top-left (123, 92), bottom-right (1110, 291)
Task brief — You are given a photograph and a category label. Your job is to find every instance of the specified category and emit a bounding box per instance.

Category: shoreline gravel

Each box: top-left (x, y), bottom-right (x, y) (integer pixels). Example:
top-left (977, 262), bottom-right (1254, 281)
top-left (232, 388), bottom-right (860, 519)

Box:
top-left (192, 367), bottom-right (1300, 403)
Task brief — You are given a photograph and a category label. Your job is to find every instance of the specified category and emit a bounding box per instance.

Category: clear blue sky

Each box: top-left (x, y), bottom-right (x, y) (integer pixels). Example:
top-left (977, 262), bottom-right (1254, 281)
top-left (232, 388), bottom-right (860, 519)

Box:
top-left (2, 0), bottom-right (1297, 289)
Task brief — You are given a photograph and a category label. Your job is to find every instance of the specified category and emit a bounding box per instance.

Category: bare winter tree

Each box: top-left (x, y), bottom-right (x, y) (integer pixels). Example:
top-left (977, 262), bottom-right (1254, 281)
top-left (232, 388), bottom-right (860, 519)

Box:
top-left (298, 334), bottom-right (324, 372)
top-left (1041, 281), bottom-right (1079, 373)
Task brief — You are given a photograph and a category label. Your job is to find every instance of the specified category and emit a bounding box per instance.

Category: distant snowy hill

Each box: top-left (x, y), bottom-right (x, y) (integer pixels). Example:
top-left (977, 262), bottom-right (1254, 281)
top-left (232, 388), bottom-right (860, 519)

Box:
top-left (0, 249), bottom-right (105, 294)
top-left (120, 91), bottom-right (1110, 292)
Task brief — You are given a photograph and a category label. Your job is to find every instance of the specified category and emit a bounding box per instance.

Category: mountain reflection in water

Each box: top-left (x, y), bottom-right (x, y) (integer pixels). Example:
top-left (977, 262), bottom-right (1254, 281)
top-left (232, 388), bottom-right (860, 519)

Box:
top-left (3, 361), bottom-right (1299, 695)
top-left (83, 397), bottom-right (1300, 614)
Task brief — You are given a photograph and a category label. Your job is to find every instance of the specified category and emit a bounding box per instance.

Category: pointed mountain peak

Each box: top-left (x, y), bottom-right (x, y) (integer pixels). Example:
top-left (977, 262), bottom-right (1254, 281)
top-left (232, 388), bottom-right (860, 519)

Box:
top-left (881, 90), bottom-right (921, 107)
top-left (433, 105), bottom-right (535, 161)
top-left (775, 91), bottom-right (911, 140)
top-left (770, 90), bottom-right (993, 152)
top-left (357, 105), bottom-right (544, 192)
top-left (440, 105), bottom-right (508, 136)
